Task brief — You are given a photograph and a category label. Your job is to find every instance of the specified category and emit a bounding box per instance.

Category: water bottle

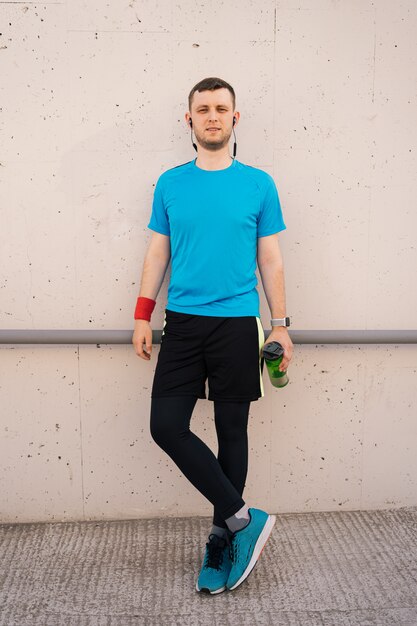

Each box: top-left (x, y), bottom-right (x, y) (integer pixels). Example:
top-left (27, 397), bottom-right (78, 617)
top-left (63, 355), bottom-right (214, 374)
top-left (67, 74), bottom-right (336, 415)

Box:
top-left (262, 341), bottom-right (289, 388)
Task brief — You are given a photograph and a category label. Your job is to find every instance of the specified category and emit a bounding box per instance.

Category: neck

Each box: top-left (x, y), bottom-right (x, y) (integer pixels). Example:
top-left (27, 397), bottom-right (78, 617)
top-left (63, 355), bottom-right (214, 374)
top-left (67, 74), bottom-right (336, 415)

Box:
top-left (195, 151), bottom-right (233, 171)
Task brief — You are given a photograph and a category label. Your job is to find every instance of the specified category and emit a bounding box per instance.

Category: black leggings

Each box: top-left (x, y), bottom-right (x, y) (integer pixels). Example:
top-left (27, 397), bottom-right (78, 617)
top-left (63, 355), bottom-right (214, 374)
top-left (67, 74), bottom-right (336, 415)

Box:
top-left (150, 395), bottom-right (250, 528)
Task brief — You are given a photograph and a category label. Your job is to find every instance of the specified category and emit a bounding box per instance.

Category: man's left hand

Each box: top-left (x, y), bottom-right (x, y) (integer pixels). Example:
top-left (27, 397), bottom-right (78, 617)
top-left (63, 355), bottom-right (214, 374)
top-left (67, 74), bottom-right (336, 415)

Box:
top-left (263, 327), bottom-right (294, 372)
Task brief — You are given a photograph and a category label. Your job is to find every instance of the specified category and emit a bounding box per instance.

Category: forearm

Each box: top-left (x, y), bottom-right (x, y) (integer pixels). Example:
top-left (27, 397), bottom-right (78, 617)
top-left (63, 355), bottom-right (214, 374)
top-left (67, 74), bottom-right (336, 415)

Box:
top-left (138, 252), bottom-right (170, 301)
top-left (258, 260), bottom-right (287, 319)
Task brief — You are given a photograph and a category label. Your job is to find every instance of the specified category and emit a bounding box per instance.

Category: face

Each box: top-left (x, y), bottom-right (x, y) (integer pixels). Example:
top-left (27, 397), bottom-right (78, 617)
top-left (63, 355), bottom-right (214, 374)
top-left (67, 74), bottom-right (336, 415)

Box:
top-left (186, 88), bottom-right (238, 152)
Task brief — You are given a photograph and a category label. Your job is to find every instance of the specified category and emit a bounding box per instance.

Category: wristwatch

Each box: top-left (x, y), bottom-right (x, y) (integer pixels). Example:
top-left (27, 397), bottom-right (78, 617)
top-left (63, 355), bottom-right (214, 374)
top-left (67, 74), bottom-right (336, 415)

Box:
top-left (271, 317), bottom-right (291, 327)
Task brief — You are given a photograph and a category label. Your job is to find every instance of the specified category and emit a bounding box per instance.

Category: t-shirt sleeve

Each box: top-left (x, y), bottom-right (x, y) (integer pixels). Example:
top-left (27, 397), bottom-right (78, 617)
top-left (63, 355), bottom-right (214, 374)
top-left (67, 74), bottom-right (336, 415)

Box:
top-left (147, 175), bottom-right (171, 236)
top-left (257, 173), bottom-right (286, 237)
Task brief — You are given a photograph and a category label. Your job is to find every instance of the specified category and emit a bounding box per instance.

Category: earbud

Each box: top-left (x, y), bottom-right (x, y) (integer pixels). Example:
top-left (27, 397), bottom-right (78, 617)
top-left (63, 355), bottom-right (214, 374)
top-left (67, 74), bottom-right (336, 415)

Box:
top-left (189, 118), bottom-right (197, 151)
top-left (232, 117), bottom-right (237, 156)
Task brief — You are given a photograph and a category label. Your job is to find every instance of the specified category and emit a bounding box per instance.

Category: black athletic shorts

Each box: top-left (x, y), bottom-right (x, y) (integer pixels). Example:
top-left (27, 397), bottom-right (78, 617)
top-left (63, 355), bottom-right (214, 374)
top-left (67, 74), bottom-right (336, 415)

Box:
top-left (151, 308), bottom-right (266, 402)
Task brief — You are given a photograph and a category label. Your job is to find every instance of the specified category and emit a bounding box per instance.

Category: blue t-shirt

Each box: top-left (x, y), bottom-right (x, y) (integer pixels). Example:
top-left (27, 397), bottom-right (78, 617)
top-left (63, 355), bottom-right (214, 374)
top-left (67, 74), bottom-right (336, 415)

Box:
top-left (147, 157), bottom-right (286, 317)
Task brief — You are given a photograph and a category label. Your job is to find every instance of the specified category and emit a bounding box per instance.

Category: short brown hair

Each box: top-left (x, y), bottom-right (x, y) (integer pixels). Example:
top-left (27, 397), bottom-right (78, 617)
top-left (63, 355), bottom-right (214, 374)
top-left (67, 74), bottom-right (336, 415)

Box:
top-left (188, 77), bottom-right (236, 112)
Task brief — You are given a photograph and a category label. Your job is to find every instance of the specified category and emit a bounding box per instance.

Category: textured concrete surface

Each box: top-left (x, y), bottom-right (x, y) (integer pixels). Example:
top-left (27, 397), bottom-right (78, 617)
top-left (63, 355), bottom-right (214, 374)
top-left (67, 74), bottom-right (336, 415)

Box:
top-left (1, 507), bottom-right (417, 625)
top-left (2, 342), bottom-right (417, 524)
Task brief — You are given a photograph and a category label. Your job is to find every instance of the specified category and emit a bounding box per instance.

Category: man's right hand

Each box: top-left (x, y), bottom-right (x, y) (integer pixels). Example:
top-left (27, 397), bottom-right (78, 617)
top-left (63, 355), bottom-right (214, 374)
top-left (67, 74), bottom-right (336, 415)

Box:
top-left (132, 319), bottom-right (153, 360)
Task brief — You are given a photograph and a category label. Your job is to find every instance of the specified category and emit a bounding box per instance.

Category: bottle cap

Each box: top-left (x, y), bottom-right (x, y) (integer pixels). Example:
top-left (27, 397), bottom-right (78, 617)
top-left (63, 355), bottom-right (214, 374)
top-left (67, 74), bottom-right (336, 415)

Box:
top-left (262, 341), bottom-right (284, 361)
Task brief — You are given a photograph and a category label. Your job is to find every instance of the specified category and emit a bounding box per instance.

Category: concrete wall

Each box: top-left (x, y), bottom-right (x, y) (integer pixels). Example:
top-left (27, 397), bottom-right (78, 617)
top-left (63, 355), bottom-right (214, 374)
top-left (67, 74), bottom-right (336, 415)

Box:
top-left (1, 0), bottom-right (416, 523)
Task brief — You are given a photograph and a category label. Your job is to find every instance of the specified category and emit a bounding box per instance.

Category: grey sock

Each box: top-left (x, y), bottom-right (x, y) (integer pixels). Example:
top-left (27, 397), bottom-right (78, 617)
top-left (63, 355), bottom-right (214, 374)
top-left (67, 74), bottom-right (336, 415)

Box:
top-left (225, 504), bottom-right (251, 533)
top-left (210, 525), bottom-right (229, 540)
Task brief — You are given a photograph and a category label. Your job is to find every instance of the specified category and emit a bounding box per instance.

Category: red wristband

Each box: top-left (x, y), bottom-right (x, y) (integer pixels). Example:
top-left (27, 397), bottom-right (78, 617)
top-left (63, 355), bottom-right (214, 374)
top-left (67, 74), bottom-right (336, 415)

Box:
top-left (134, 296), bottom-right (156, 321)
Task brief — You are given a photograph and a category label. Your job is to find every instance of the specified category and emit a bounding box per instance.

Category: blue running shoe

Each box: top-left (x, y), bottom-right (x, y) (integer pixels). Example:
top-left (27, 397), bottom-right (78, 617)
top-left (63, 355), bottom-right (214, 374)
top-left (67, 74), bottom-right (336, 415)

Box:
top-left (196, 532), bottom-right (233, 594)
top-left (226, 507), bottom-right (276, 590)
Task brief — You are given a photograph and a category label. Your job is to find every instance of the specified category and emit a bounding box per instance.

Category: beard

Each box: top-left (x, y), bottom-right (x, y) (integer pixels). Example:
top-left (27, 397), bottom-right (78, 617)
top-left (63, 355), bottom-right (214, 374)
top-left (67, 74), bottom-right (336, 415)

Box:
top-left (194, 128), bottom-right (233, 152)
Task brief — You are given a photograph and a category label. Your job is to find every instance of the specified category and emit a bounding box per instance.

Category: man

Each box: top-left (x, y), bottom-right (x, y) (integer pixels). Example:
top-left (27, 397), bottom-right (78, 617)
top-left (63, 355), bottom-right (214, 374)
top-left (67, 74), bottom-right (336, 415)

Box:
top-left (132, 77), bottom-right (293, 594)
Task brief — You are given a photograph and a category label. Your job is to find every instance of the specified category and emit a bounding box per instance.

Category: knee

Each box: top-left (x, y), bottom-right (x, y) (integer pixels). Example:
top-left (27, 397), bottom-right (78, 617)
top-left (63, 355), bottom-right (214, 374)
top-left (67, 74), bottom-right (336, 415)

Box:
top-left (150, 408), bottom-right (181, 450)
top-left (150, 416), bottom-right (191, 453)
top-left (150, 395), bottom-right (195, 449)
top-left (150, 413), bottom-right (170, 448)
top-left (214, 401), bottom-right (250, 441)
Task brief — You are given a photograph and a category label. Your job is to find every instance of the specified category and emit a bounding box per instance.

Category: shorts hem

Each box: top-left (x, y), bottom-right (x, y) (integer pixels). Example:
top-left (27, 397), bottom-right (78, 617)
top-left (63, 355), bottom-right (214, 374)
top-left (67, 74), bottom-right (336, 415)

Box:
top-left (207, 394), bottom-right (261, 402)
top-left (151, 392), bottom-right (206, 400)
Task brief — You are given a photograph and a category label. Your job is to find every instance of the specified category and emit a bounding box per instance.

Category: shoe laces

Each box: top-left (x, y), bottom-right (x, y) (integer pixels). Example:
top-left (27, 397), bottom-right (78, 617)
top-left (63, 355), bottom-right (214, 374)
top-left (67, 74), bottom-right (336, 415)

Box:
top-left (229, 539), bottom-right (238, 564)
top-left (228, 514), bottom-right (252, 563)
top-left (204, 533), bottom-right (228, 571)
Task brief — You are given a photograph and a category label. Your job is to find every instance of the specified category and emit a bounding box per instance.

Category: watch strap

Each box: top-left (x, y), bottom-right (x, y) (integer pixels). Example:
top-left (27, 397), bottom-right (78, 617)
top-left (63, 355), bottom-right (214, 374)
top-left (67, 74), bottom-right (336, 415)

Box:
top-left (271, 317), bottom-right (291, 327)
